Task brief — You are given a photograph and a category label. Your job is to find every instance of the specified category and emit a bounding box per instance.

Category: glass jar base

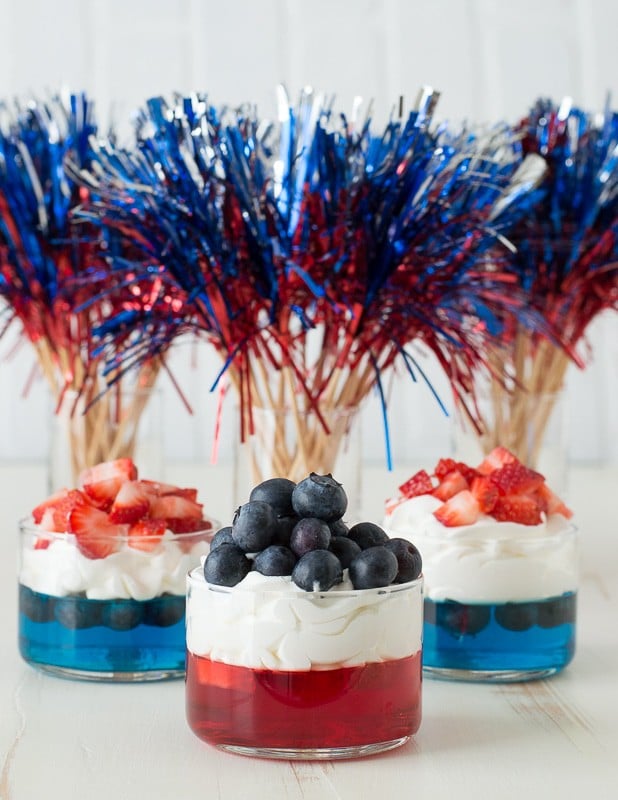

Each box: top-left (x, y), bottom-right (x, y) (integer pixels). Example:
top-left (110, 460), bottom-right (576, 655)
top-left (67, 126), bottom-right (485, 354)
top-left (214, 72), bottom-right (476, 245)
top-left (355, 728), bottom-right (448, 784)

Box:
top-left (216, 736), bottom-right (410, 761)
top-left (26, 662), bottom-right (185, 682)
top-left (423, 665), bottom-right (560, 683)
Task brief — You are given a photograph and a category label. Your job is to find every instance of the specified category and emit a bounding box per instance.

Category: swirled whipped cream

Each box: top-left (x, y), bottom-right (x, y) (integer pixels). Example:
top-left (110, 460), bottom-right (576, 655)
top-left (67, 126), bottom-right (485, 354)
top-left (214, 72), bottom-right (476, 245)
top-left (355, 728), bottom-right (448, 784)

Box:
top-left (384, 494), bottom-right (577, 604)
top-left (186, 567), bottom-right (422, 671)
top-left (20, 531), bottom-right (209, 601)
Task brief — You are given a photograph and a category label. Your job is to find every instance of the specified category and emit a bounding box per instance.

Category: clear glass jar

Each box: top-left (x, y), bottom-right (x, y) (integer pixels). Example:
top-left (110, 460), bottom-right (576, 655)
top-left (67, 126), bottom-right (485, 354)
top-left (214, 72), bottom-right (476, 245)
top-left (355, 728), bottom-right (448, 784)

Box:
top-left (48, 387), bottom-right (164, 492)
top-left (185, 568), bottom-right (423, 759)
top-left (233, 404), bottom-right (362, 520)
top-left (18, 518), bottom-right (215, 681)
top-left (416, 523), bottom-right (578, 682)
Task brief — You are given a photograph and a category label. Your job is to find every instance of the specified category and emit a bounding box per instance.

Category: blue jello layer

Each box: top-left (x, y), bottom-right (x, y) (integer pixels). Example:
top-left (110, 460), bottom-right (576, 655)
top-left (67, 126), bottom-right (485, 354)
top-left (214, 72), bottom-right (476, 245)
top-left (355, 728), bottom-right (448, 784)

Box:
top-left (423, 593), bottom-right (576, 674)
top-left (18, 585), bottom-right (186, 675)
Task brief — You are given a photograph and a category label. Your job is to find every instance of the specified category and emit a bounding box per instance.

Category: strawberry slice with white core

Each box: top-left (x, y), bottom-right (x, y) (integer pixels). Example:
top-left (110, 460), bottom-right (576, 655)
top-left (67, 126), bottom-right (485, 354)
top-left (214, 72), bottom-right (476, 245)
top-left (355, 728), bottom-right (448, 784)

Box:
top-left (477, 446), bottom-right (518, 475)
top-left (470, 475), bottom-right (499, 514)
top-left (433, 470), bottom-right (469, 501)
top-left (109, 481), bottom-right (151, 524)
top-left (536, 484), bottom-right (573, 519)
top-left (79, 458), bottom-right (138, 511)
top-left (34, 489), bottom-right (88, 532)
top-left (149, 494), bottom-right (203, 522)
top-left (140, 480), bottom-right (198, 502)
top-left (128, 518), bottom-right (167, 552)
top-left (67, 504), bottom-right (126, 559)
top-left (434, 491), bottom-right (480, 527)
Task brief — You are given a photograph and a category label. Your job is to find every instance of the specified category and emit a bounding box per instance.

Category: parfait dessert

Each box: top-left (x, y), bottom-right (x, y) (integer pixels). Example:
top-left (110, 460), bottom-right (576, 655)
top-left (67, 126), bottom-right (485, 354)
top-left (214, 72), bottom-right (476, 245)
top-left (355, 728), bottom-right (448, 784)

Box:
top-left (385, 448), bottom-right (576, 681)
top-left (19, 459), bottom-right (215, 680)
top-left (186, 474), bottom-right (423, 759)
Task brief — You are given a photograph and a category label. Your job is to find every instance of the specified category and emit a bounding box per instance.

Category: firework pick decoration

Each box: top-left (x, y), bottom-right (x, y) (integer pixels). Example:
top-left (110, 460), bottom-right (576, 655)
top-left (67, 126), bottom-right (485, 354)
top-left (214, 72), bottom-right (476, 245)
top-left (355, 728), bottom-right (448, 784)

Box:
top-left (74, 87), bottom-right (547, 498)
top-left (0, 94), bottom-right (169, 484)
top-left (466, 98), bottom-right (618, 471)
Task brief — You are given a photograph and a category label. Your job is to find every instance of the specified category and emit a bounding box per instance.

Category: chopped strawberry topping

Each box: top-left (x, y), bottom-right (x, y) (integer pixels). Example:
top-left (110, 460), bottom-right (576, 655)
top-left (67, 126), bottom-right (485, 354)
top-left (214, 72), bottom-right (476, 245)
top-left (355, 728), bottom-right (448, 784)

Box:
top-left (109, 481), bottom-right (151, 524)
top-left (455, 461), bottom-right (480, 486)
top-left (489, 463), bottom-right (545, 496)
top-left (433, 470), bottom-right (469, 501)
top-left (434, 491), bottom-right (480, 527)
top-left (537, 484), bottom-right (573, 519)
top-left (79, 458), bottom-right (138, 511)
top-left (434, 458), bottom-right (458, 479)
top-left (34, 538), bottom-right (51, 550)
top-left (477, 446), bottom-right (518, 475)
top-left (35, 489), bottom-right (88, 532)
top-left (141, 480), bottom-right (198, 502)
top-left (128, 518), bottom-right (167, 551)
top-left (149, 495), bottom-right (203, 521)
top-left (470, 475), bottom-right (499, 513)
top-left (166, 517), bottom-right (213, 534)
top-left (398, 469), bottom-right (434, 499)
top-left (67, 505), bottom-right (126, 559)
top-left (492, 495), bottom-right (543, 525)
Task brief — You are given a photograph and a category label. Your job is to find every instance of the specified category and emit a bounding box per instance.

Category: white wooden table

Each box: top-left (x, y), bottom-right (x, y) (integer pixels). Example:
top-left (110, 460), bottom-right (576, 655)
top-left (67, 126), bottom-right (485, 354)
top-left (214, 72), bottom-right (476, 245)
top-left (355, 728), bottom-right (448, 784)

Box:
top-left (1, 462), bottom-right (617, 800)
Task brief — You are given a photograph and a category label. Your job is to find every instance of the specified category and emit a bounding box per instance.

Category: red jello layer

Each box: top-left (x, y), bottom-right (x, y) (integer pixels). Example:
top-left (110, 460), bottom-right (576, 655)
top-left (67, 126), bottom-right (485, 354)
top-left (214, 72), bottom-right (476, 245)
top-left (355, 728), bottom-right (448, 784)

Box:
top-left (186, 651), bottom-right (422, 750)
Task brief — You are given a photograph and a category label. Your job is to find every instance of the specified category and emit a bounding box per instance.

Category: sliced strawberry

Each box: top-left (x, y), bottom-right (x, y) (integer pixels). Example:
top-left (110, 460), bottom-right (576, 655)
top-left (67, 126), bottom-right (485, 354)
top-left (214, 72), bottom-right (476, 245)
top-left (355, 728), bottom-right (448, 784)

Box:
top-left (34, 537), bottom-right (51, 550)
top-left (109, 480), bottom-right (151, 524)
top-left (537, 484), bottom-right (573, 519)
top-left (67, 504), bottom-right (126, 559)
top-left (434, 491), bottom-right (480, 527)
top-left (35, 489), bottom-right (88, 532)
top-left (166, 517), bottom-right (213, 534)
top-left (433, 470), bottom-right (469, 501)
top-left (477, 446), bottom-right (518, 475)
top-left (149, 494), bottom-right (203, 521)
top-left (128, 518), bottom-right (167, 552)
top-left (434, 458), bottom-right (458, 479)
top-left (398, 469), bottom-right (434, 499)
top-left (470, 475), bottom-right (499, 513)
top-left (79, 458), bottom-right (138, 510)
top-left (489, 463), bottom-right (545, 496)
top-left (492, 495), bottom-right (543, 526)
top-left (456, 461), bottom-right (480, 486)
top-left (140, 480), bottom-right (198, 502)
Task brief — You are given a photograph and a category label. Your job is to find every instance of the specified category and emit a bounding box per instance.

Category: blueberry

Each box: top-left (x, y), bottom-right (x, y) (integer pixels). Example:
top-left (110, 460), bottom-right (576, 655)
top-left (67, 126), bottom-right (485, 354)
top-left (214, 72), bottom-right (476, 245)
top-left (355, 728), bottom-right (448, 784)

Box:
top-left (204, 543), bottom-right (252, 587)
top-left (249, 478), bottom-right (296, 517)
top-left (291, 473), bottom-right (348, 522)
top-left (231, 501), bottom-right (278, 552)
top-left (19, 584), bottom-right (55, 623)
top-left (348, 522), bottom-right (389, 550)
top-left (348, 546), bottom-right (398, 589)
top-left (538, 594), bottom-right (576, 629)
top-left (384, 538), bottom-right (423, 583)
top-left (272, 515), bottom-right (300, 547)
top-left (328, 518), bottom-right (349, 537)
top-left (435, 601), bottom-right (490, 637)
top-left (494, 602), bottom-right (538, 631)
top-left (292, 550), bottom-right (343, 592)
top-left (290, 517), bottom-right (331, 557)
top-left (210, 526), bottom-right (234, 551)
top-left (54, 595), bottom-right (102, 629)
top-left (101, 600), bottom-right (143, 631)
top-left (329, 536), bottom-right (361, 569)
top-left (253, 545), bottom-right (297, 576)
top-left (144, 595), bottom-right (186, 627)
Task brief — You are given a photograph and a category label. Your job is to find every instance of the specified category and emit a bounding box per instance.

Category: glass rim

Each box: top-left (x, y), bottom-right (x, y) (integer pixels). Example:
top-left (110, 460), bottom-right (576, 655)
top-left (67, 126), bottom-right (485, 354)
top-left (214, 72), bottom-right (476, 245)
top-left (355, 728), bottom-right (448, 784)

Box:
top-left (19, 516), bottom-right (218, 542)
top-left (187, 565), bottom-right (423, 598)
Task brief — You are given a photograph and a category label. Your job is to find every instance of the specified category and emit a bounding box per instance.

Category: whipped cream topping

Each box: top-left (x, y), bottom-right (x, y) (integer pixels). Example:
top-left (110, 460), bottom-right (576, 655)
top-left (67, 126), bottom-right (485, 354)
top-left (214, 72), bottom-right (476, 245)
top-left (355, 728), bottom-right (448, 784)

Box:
top-left (384, 494), bottom-right (577, 603)
top-left (186, 567), bottom-right (422, 671)
top-left (20, 531), bottom-right (210, 601)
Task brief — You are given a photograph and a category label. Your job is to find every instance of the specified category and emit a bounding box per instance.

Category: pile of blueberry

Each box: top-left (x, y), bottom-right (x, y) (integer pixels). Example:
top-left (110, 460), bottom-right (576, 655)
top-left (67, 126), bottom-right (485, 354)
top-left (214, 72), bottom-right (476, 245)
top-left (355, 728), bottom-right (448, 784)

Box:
top-left (204, 473), bottom-right (422, 591)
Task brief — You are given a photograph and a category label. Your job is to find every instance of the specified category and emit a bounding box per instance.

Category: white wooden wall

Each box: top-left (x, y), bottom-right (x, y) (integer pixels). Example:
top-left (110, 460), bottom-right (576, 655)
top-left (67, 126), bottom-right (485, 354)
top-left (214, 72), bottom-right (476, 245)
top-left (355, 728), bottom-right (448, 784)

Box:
top-left (0, 0), bottom-right (617, 466)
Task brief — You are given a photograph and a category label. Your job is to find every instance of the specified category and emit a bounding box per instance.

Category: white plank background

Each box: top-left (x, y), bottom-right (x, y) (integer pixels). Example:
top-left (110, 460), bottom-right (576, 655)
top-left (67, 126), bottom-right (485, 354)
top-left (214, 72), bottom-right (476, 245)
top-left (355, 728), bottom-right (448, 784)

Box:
top-left (0, 0), bottom-right (616, 466)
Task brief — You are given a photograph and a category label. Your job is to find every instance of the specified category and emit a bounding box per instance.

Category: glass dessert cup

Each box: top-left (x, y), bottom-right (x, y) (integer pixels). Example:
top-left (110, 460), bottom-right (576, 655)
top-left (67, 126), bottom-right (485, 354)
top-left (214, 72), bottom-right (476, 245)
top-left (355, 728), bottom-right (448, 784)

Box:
top-left (18, 520), bottom-right (215, 681)
top-left (185, 568), bottom-right (423, 759)
top-left (419, 525), bottom-right (578, 682)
